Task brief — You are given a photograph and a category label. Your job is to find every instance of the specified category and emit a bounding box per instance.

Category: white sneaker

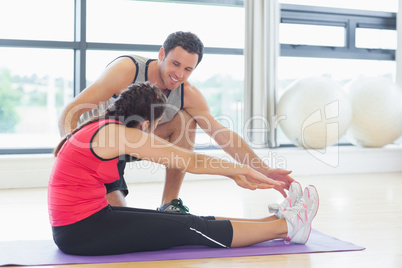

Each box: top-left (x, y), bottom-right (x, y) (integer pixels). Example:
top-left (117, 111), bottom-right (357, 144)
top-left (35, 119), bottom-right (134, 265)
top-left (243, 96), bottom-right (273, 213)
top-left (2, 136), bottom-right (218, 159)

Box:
top-left (268, 181), bottom-right (303, 218)
top-left (282, 185), bottom-right (319, 244)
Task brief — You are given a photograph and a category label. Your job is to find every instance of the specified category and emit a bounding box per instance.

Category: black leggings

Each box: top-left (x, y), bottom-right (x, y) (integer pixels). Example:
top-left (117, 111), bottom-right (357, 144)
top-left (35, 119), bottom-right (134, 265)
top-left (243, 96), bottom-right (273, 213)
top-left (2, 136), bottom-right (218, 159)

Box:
top-left (52, 205), bottom-right (233, 256)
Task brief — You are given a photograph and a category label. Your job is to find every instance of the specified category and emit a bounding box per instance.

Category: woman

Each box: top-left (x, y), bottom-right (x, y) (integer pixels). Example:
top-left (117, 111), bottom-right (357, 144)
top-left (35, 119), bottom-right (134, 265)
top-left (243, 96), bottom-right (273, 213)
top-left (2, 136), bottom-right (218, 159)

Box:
top-left (48, 82), bottom-right (319, 256)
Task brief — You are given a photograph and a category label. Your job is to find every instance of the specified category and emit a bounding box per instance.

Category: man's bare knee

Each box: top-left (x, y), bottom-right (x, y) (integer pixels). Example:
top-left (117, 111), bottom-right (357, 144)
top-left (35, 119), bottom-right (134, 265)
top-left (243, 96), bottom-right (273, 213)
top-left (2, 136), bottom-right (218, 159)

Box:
top-left (155, 110), bottom-right (196, 148)
top-left (172, 111), bottom-right (196, 148)
top-left (181, 110), bottom-right (196, 130)
top-left (170, 110), bottom-right (196, 131)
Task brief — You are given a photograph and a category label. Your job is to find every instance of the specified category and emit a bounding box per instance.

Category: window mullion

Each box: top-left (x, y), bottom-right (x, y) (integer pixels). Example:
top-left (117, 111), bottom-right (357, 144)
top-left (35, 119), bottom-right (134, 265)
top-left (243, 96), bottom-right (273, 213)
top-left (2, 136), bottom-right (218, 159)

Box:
top-left (346, 18), bottom-right (357, 50)
top-left (74, 0), bottom-right (87, 96)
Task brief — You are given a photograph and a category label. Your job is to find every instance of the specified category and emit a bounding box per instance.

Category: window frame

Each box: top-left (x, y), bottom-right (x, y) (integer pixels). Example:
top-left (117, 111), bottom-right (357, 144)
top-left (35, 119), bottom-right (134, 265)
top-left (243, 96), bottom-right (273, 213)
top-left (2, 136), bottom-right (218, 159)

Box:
top-left (280, 4), bottom-right (396, 60)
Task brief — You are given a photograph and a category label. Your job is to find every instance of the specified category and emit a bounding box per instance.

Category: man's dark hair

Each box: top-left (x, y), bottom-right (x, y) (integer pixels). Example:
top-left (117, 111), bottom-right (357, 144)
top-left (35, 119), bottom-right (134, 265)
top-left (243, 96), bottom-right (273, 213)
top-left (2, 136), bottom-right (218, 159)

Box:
top-left (163, 31), bottom-right (204, 66)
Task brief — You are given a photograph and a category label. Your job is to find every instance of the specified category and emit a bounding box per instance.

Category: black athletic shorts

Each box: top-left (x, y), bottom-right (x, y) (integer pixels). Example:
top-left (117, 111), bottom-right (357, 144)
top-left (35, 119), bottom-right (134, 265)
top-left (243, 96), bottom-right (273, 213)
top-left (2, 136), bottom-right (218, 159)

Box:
top-left (104, 155), bottom-right (140, 197)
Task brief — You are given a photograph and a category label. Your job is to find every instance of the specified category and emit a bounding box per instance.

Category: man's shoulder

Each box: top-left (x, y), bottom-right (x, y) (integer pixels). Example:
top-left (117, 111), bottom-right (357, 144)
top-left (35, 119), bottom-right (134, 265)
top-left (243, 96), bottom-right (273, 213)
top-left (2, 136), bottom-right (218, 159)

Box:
top-left (182, 81), bottom-right (197, 97)
top-left (182, 81), bottom-right (208, 109)
top-left (182, 80), bottom-right (196, 91)
top-left (114, 54), bottom-right (152, 65)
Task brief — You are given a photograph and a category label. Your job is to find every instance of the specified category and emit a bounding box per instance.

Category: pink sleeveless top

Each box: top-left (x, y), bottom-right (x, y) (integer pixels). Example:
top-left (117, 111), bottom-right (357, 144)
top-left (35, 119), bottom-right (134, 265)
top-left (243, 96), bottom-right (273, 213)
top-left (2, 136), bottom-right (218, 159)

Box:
top-left (48, 119), bottom-right (123, 226)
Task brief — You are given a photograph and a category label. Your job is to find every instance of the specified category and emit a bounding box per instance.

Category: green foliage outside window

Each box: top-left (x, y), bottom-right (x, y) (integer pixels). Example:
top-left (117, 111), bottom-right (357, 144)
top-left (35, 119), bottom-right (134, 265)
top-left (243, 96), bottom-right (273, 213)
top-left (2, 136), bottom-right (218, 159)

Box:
top-left (0, 68), bottom-right (21, 133)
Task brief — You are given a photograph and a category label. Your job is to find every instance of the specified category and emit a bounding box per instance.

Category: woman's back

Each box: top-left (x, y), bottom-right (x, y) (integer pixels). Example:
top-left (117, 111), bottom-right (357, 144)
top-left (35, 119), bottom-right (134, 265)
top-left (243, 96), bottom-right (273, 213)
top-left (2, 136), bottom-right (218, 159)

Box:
top-left (48, 119), bottom-right (122, 227)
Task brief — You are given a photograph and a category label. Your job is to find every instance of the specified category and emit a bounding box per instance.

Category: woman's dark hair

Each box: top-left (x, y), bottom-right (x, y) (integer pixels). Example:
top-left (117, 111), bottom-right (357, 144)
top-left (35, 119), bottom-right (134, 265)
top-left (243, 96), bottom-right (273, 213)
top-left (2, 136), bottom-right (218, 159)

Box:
top-left (163, 31), bottom-right (204, 66)
top-left (54, 82), bottom-right (166, 157)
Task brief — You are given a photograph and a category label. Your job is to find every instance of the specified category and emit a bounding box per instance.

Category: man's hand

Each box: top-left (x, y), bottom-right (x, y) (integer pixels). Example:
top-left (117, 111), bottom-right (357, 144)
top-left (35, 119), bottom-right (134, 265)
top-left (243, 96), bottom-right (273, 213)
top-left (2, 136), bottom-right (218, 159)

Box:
top-left (262, 168), bottom-right (294, 197)
top-left (230, 168), bottom-right (285, 191)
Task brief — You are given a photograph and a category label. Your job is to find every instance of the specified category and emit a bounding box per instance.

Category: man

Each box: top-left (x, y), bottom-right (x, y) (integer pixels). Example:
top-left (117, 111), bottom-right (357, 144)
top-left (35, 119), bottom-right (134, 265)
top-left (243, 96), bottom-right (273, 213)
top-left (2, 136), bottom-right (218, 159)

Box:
top-left (58, 31), bottom-right (293, 212)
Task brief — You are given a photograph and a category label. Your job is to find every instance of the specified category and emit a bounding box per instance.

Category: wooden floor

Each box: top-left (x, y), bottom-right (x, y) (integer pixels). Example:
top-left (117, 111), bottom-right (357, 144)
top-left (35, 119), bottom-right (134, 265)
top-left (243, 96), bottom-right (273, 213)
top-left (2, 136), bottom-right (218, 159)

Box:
top-left (1, 172), bottom-right (402, 268)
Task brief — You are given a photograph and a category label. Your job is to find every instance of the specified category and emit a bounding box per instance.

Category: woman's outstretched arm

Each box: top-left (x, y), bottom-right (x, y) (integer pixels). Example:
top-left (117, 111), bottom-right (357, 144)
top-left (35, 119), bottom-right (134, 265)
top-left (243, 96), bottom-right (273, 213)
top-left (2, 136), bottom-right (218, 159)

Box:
top-left (92, 124), bottom-right (284, 190)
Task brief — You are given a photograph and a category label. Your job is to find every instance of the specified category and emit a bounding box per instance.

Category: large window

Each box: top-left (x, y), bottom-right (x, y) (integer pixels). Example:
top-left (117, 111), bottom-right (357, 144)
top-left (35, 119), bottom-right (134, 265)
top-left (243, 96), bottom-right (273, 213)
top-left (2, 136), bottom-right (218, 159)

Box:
top-left (276, 1), bottom-right (398, 146)
top-left (0, 0), bottom-right (398, 153)
top-left (0, 0), bottom-right (74, 41)
top-left (0, 0), bottom-right (244, 154)
top-left (86, 0), bottom-right (244, 49)
top-left (0, 48), bottom-right (74, 150)
top-left (0, 0), bottom-right (75, 153)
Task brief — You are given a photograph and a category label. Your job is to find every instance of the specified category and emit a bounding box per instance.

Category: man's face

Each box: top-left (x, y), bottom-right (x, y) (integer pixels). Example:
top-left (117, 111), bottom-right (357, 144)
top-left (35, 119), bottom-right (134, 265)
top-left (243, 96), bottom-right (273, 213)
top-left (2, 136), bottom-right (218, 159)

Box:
top-left (159, 46), bottom-right (198, 90)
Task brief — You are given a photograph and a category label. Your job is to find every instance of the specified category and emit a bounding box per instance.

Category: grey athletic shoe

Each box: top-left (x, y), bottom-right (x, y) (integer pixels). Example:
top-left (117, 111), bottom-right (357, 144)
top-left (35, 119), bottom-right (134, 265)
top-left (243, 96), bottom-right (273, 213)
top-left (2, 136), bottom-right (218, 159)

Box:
top-left (157, 198), bottom-right (189, 213)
